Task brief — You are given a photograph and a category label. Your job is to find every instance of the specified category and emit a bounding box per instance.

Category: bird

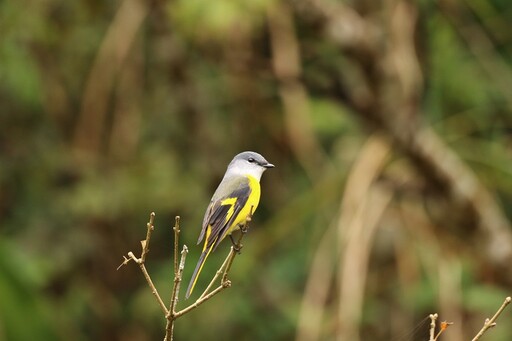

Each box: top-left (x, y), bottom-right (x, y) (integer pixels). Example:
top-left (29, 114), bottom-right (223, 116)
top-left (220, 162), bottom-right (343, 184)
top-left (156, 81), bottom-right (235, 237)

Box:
top-left (185, 151), bottom-right (274, 299)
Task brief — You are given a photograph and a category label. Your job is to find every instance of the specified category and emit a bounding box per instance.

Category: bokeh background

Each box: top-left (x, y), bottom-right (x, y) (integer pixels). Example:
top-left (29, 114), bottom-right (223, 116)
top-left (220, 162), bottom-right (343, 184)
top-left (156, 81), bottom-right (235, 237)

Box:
top-left (2, 0), bottom-right (512, 340)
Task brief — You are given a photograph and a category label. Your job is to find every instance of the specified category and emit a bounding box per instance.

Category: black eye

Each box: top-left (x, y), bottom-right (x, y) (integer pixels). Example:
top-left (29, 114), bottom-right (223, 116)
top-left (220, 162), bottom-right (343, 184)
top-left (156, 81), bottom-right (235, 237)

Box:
top-left (248, 157), bottom-right (255, 163)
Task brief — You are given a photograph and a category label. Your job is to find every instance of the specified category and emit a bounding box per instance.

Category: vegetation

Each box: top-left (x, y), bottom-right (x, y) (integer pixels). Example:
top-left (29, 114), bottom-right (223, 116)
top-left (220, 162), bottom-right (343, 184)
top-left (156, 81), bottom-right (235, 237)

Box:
top-left (1, 0), bottom-right (512, 340)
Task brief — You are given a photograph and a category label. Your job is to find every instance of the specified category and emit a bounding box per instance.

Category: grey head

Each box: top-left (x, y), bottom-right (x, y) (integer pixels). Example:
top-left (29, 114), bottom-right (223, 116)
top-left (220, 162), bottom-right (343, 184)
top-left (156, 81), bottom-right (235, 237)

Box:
top-left (224, 151), bottom-right (274, 181)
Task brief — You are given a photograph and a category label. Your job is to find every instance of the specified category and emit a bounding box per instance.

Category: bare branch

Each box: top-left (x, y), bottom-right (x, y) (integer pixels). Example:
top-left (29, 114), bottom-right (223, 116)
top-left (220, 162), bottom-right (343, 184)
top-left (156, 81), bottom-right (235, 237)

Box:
top-left (173, 216), bottom-right (181, 276)
top-left (120, 211), bottom-right (254, 340)
top-left (140, 261), bottom-right (168, 316)
top-left (141, 212), bottom-right (155, 263)
top-left (169, 217), bottom-right (184, 315)
top-left (118, 212), bottom-right (168, 316)
top-left (471, 296), bottom-right (512, 341)
top-left (200, 249), bottom-right (233, 300)
top-left (164, 244), bottom-right (188, 341)
top-left (174, 281), bottom-right (229, 319)
top-left (116, 255), bottom-right (131, 270)
top-left (429, 313), bottom-right (438, 341)
top-left (175, 207), bottom-right (254, 318)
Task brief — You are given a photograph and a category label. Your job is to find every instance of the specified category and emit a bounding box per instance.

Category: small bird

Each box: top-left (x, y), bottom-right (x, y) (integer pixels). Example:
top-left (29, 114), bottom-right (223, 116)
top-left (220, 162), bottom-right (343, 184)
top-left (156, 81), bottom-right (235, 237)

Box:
top-left (185, 151), bottom-right (274, 299)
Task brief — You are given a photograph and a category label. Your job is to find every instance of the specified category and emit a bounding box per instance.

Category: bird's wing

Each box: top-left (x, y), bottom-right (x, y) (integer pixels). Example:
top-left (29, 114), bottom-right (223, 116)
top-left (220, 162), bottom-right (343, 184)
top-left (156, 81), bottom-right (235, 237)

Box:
top-left (196, 176), bottom-right (251, 251)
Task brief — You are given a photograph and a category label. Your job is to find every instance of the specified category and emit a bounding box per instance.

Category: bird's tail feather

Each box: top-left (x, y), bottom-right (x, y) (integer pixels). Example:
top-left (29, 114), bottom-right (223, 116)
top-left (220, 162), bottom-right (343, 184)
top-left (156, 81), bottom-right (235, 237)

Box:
top-left (185, 244), bottom-right (214, 299)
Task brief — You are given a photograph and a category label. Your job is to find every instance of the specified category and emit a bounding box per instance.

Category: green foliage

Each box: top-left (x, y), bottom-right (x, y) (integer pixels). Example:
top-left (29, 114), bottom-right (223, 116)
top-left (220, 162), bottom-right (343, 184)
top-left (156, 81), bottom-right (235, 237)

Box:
top-left (169, 0), bottom-right (269, 39)
top-left (0, 240), bottom-right (58, 340)
top-left (2, 0), bottom-right (512, 340)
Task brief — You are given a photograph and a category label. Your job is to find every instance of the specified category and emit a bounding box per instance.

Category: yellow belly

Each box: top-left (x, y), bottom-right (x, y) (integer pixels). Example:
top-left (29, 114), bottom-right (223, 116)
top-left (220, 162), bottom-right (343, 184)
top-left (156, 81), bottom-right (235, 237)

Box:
top-left (226, 175), bottom-right (261, 235)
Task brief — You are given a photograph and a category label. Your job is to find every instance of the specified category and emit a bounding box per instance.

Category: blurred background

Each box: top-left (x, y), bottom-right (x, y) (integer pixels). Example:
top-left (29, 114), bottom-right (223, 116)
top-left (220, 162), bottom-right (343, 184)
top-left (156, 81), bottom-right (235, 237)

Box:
top-left (1, 0), bottom-right (512, 340)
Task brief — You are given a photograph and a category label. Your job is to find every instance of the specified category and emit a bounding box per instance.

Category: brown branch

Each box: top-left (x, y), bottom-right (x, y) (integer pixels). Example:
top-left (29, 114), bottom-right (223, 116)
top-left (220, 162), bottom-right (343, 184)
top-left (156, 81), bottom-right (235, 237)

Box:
top-left (174, 281), bottom-right (229, 319)
top-left (307, 0), bottom-right (512, 277)
top-left (267, 1), bottom-right (331, 179)
top-left (141, 212), bottom-right (155, 263)
top-left (73, 0), bottom-right (148, 157)
top-left (471, 296), bottom-right (512, 341)
top-left (200, 249), bottom-right (233, 300)
top-left (173, 216), bottom-right (180, 276)
top-left (424, 297), bottom-right (510, 341)
top-left (120, 210), bottom-right (254, 340)
top-left (118, 212), bottom-right (168, 316)
top-left (171, 230), bottom-right (246, 320)
top-left (164, 216), bottom-right (187, 341)
top-left (429, 313), bottom-right (438, 341)
top-left (169, 217), bottom-right (182, 314)
top-left (295, 224), bottom-right (335, 341)
top-left (174, 208), bottom-right (254, 317)
top-left (164, 245), bottom-right (188, 341)
top-left (336, 135), bottom-right (392, 341)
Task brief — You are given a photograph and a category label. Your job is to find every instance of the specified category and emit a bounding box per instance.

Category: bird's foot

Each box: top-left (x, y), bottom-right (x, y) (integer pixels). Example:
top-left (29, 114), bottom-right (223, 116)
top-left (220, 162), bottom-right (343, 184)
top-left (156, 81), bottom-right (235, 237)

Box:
top-left (229, 234), bottom-right (243, 254)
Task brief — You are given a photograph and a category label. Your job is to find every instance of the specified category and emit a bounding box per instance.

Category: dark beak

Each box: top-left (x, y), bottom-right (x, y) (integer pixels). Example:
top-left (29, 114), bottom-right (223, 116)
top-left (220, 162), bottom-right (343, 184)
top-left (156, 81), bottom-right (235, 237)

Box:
top-left (263, 162), bottom-right (275, 169)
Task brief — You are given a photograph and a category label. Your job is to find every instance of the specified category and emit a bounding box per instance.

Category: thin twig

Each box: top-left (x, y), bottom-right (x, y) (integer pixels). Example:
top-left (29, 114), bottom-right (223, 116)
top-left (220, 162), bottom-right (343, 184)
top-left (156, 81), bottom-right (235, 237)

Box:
top-left (174, 282), bottom-right (230, 319)
top-left (141, 212), bottom-right (155, 263)
top-left (168, 244), bottom-right (238, 321)
top-left (471, 296), bottom-right (512, 341)
top-left (429, 313), bottom-right (438, 341)
top-left (173, 216), bottom-right (180, 276)
top-left (200, 250), bottom-right (233, 299)
top-left (222, 209), bottom-right (252, 282)
top-left (164, 244), bottom-right (188, 341)
top-left (176, 207), bottom-right (254, 317)
top-left (169, 217), bottom-right (183, 315)
top-left (73, 0), bottom-right (148, 156)
top-left (120, 211), bottom-right (254, 341)
top-left (139, 259), bottom-right (169, 316)
top-left (118, 212), bottom-right (168, 315)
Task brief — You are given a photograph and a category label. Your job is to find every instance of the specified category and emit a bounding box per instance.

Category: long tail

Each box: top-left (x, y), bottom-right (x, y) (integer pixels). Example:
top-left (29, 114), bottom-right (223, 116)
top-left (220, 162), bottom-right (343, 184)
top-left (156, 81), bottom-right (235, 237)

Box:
top-left (185, 243), bottom-right (214, 299)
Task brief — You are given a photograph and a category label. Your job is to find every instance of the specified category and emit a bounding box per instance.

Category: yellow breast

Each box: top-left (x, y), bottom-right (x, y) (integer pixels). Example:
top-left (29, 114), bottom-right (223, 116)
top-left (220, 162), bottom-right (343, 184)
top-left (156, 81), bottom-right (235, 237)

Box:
top-left (229, 175), bottom-right (261, 234)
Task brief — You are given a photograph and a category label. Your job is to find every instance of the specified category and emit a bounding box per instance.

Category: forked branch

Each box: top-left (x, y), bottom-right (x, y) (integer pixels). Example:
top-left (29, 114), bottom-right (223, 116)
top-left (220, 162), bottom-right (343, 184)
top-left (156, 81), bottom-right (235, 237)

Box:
top-left (117, 212), bottom-right (168, 315)
top-left (118, 210), bottom-right (254, 341)
top-left (425, 296), bottom-right (510, 341)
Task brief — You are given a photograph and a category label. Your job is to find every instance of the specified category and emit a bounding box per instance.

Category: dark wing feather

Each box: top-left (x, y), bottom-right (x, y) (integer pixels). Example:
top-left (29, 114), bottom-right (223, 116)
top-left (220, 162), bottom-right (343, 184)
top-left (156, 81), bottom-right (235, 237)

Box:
top-left (210, 185), bottom-right (251, 251)
top-left (196, 203), bottom-right (213, 244)
top-left (197, 177), bottom-right (251, 251)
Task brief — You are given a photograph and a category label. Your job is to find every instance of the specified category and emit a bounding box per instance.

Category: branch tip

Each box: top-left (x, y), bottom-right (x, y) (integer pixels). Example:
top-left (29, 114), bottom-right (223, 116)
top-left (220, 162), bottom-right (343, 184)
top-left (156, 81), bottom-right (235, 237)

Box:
top-left (471, 295), bottom-right (512, 340)
top-left (429, 313), bottom-right (438, 341)
top-left (173, 216), bottom-right (181, 233)
top-left (117, 255), bottom-right (131, 270)
top-left (148, 212), bottom-right (155, 229)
